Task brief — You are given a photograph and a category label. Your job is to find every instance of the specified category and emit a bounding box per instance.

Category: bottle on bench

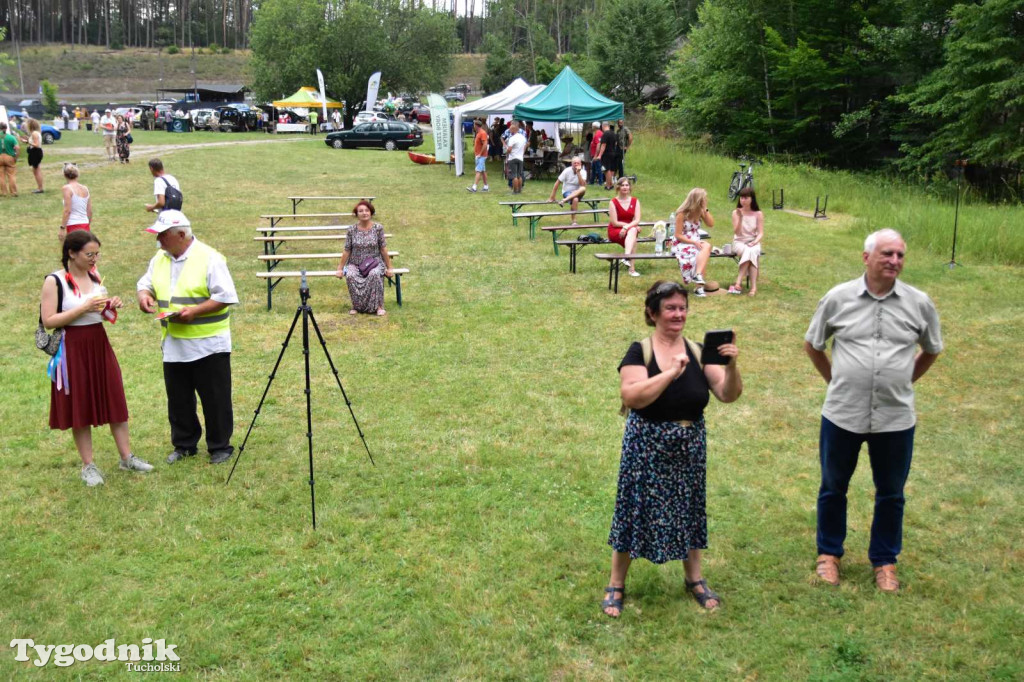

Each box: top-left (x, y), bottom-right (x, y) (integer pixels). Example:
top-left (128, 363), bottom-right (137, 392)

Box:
top-left (654, 221), bottom-right (666, 254)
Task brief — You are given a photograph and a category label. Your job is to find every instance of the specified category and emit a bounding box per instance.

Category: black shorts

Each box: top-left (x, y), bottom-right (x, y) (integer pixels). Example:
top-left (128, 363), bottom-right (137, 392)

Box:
top-left (28, 147), bottom-right (43, 168)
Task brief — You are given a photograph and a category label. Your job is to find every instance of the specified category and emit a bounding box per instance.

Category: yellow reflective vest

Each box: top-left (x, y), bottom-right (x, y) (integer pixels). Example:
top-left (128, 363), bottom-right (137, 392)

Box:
top-left (152, 241), bottom-right (230, 340)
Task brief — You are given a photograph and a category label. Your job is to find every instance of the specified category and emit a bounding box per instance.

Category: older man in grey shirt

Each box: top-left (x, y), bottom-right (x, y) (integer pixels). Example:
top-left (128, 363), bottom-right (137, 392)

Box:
top-left (804, 229), bottom-right (942, 593)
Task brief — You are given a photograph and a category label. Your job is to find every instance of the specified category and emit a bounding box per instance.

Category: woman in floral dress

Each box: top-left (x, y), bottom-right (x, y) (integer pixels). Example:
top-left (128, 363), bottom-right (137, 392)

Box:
top-left (336, 200), bottom-right (394, 315)
top-left (670, 187), bottom-right (714, 297)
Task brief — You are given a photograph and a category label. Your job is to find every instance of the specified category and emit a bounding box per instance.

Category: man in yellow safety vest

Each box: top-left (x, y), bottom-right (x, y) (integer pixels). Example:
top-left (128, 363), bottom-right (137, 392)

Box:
top-left (136, 210), bottom-right (239, 465)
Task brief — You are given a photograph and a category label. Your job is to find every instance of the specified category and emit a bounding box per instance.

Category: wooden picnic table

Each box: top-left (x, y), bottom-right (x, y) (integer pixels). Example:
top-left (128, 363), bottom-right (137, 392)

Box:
top-left (556, 236), bottom-right (655, 273)
top-left (514, 208), bottom-right (610, 239)
top-left (540, 221), bottom-right (656, 255)
top-left (256, 269), bottom-right (410, 308)
top-left (500, 197), bottom-right (610, 227)
top-left (594, 250), bottom-right (762, 293)
top-left (286, 196), bottom-right (376, 214)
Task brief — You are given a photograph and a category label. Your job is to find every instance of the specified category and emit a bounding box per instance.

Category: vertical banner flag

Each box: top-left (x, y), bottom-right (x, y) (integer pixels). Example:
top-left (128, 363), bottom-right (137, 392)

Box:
top-left (316, 68), bottom-right (328, 121)
top-left (427, 93), bottom-right (451, 163)
top-left (366, 72), bottom-right (382, 112)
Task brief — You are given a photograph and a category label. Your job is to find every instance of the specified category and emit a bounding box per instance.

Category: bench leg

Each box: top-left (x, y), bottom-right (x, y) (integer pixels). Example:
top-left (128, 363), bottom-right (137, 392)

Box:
top-left (569, 244), bottom-right (577, 273)
top-left (530, 217), bottom-right (539, 240)
top-left (395, 274), bottom-right (403, 306)
top-left (552, 230), bottom-right (561, 255)
top-left (613, 260), bottom-right (620, 293)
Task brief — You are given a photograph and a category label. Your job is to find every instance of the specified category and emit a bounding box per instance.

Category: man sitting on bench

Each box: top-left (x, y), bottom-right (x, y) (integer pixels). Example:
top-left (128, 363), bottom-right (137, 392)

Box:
top-left (548, 156), bottom-right (588, 225)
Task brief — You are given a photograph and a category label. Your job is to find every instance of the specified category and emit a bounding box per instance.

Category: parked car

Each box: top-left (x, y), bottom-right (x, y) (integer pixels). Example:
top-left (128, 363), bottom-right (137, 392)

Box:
top-left (353, 111), bottom-right (393, 124)
top-left (412, 106), bottom-right (432, 123)
top-left (325, 121), bottom-right (423, 151)
top-left (443, 90), bottom-right (466, 102)
top-left (114, 106), bottom-right (145, 122)
top-left (191, 108), bottom-right (220, 130)
top-left (216, 103), bottom-right (259, 131)
top-left (450, 83), bottom-right (472, 95)
top-left (5, 109), bottom-right (61, 143)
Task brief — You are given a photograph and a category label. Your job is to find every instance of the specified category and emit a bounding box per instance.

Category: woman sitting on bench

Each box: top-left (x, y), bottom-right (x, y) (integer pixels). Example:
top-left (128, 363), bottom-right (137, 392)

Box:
top-left (728, 187), bottom-right (763, 297)
top-left (671, 188), bottom-right (714, 297)
top-left (335, 200), bottom-right (394, 316)
top-left (608, 177), bottom-right (643, 277)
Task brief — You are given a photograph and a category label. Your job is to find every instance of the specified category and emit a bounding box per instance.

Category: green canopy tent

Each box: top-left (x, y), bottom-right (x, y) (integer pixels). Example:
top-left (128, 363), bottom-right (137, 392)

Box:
top-left (512, 66), bottom-right (623, 123)
top-left (271, 86), bottom-right (345, 111)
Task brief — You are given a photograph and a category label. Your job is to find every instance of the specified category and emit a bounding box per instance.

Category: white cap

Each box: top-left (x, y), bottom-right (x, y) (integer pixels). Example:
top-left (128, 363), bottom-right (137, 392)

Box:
top-left (146, 209), bottom-right (190, 234)
top-left (592, 121), bottom-right (600, 128)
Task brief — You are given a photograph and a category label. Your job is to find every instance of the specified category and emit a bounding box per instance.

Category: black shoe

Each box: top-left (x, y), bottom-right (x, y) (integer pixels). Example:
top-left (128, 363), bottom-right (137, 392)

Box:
top-left (166, 448), bottom-right (197, 464)
top-left (209, 450), bottom-right (234, 464)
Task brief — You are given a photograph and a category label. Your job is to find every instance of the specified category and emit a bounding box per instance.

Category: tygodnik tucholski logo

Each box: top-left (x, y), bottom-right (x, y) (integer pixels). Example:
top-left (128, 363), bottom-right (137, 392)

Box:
top-left (10, 638), bottom-right (181, 670)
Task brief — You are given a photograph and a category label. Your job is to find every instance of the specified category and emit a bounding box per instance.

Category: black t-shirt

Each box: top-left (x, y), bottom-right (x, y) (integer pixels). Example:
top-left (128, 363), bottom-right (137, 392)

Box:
top-left (601, 130), bottom-right (619, 161)
top-left (618, 340), bottom-right (710, 421)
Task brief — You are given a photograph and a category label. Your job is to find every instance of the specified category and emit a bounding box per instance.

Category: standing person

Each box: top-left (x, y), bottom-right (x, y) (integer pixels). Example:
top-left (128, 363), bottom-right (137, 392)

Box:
top-left (23, 118), bottom-right (45, 193)
top-left (467, 119), bottom-right (490, 193)
top-left (0, 121), bottom-right (19, 198)
top-left (90, 109), bottom-right (100, 133)
top-left (144, 158), bottom-right (182, 213)
top-left (548, 155), bottom-right (587, 225)
top-left (617, 119), bottom-right (633, 178)
top-left (588, 122), bottom-right (603, 186)
top-left (489, 119), bottom-right (502, 161)
top-left (331, 109), bottom-right (342, 131)
top-left (115, 114), bottom-right (132, 164)
top-left (334, 200), bottom-right (395, 316)
top-left (607, 177), bottom-right (642, 277)
top-left (40, 230), bottom-right (155, 486)
top-left (136, 210), bottom-right (238, 465)
top-left (805, 229), bottom-right (942, 593)
top-left (100, 109), bottom-right (117, 161)
top-left (728, 187), bottom-right (764, 296)
top-left (61, 106), bottom-right (70, 129)
top-left (60, 163), bottom-right (92, 240)
top-left (309, 109), bottom-right (318, 135)
top-left (597, 122), bottom-right (620, 190)
top-left (504, 120), bottom-right (526, 195)
top-left (602, 281), bottom-right (742, 617)
top-left (670, 188), bottom-right (714, 297)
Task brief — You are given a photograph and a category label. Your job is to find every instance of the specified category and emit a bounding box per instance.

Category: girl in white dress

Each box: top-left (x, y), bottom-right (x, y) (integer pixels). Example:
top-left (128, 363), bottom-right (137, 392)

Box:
top-left (670, 188), bottom-right (714, 296)
top-left (728, 187), bottom-right (764, 296)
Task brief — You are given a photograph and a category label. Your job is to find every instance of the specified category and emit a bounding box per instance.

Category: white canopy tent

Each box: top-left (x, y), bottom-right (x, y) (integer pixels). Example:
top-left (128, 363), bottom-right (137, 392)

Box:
top-left (452, 78), bottom-right (555, 176)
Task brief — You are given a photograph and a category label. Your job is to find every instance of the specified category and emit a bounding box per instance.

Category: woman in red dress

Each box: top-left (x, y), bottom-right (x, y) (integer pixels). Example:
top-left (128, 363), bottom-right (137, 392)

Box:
top-left (40, 230), bottom-right (154, 486)
top-left (607, 177), bottom-right (643, 277)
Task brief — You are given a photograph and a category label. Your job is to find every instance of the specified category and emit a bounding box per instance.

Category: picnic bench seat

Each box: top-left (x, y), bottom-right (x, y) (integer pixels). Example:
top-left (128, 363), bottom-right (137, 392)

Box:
top-left (556, 236), bottom-right (655, 273)
top-left (286, 196), bottom-right (376, 214)
top-left (540, 221), bottom-right (656, 255)
top-left (260, 213), bottom-right (355, 228)
top-left (513, 208), bottom-right (610, 239)
top-left (594, 251), bottom-right (764, 293)
top-left (257, 269), bottom-right (410, 308)
top-left (256, 225), bottom-right (354, 233)
top-left (500, 197), bottom-right (610, 227)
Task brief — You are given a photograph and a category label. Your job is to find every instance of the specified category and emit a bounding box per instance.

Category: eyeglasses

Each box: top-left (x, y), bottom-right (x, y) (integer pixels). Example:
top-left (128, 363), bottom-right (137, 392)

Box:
top-left (82, 251), bottom-right (101, 259)
top-left (654, 281), bottom-right (686, 295)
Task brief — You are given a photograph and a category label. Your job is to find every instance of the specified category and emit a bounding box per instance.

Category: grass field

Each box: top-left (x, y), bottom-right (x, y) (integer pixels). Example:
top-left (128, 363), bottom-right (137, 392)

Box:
top-left (1, 124), bottom-right (1022, 679)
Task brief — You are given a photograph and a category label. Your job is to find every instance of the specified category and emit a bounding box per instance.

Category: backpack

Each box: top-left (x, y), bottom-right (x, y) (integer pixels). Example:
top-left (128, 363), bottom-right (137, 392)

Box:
top-left (619, 335), bottom-right (703, 416)
top-left (160, 177), bottom-right (184, 211)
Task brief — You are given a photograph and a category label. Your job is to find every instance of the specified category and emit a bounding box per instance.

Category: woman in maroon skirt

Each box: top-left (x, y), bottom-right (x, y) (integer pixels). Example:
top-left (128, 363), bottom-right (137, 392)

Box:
top-left (40, 230), bottom-right (154, 486)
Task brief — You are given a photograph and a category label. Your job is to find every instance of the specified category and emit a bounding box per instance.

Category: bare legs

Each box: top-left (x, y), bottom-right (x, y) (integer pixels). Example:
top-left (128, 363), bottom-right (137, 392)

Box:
top-left (695, 241), bottom-right (712, 279)
top-left (732, 262), bottom-right (759, 296)
top-left (72, 421), bottom-right (133, 466)
top-left (623, 226), bottom-right (639, 274)
top-left (31, 164), bottom-right (43, 192)
top-left (603, 548), bottom-right (718, 617)
top-left (562, 188), bottom-right (586, 223)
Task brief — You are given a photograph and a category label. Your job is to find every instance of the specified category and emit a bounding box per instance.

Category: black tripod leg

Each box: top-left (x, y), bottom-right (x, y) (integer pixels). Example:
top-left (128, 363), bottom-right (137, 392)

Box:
top-left (302, 303), bottom-right (317, 530)
top-left (226, 303), bottom-right (303, 485)
top-left (307, 308), bottom-right (376, 466)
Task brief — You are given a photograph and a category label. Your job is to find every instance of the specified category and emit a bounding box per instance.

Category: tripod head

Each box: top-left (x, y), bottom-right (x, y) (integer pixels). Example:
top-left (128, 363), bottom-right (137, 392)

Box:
top-left (300, 269), bottom-right (311, 303)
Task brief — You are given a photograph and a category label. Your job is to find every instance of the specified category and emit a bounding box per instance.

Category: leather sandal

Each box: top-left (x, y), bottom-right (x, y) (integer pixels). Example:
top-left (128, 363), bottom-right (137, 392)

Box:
top-left (601, 585), bottom-right (625, 618)
top-left (685, 579), bottom-right (721, 610)
top-left (816, 554), bottom-right (841, 586)
top-left (873, 564), bottom-right (899, 593)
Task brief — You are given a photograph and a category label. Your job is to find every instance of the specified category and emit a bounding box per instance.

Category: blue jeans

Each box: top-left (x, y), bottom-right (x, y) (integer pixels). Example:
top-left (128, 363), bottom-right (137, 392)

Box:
top-left (817, 417), bottom-right (915, 566)
top-left (591, 159), bottom-right (603, 185)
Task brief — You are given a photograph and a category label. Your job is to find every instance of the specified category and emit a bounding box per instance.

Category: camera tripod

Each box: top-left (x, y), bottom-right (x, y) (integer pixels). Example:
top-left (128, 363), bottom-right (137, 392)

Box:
top-left (226, 272), bottom-right (374, 529)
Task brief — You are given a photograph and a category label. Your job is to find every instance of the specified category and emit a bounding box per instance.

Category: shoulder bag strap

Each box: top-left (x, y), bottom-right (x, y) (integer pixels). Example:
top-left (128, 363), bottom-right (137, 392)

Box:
top-left (40, 273), bottom-right (64, 326)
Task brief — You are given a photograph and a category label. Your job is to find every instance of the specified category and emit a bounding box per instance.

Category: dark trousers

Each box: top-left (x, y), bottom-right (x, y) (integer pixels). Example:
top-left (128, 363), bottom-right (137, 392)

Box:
top-left (617, 150), bottom-right (626, 177)
top-left (591, 159), bottom-right (603, 185)
top-left (817, 417), bottom-right (915, 566)
top-left (163, 352), bottom-right (234, 455)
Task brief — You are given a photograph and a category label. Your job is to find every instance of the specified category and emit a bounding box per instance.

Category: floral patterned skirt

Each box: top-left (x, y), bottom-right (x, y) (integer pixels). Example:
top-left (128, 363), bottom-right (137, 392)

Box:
top-left (671, 241), bottom-right (700, 283)
top-left (608, 412), bottom-right (708, 564)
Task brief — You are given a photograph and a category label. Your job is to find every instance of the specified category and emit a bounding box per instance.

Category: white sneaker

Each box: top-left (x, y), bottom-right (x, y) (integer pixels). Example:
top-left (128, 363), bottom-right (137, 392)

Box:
top-left (119, 454), bottom-right (154, 473)
top-left (694, 287), bottom-right (706, 297)
top-left (81, 463), bottom-right (105, 487)
top-left (466, 186), bottom-right (477, 193)
top-left (693, 274), bottom-right (706, 284)
top-left (481, 186), bottom-right (489, 192)
top-left (629, 270), bottom-right (641, 277)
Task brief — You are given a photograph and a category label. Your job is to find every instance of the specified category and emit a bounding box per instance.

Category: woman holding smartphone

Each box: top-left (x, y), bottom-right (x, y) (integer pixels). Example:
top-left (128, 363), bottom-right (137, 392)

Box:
top-left (601, 280), bottom-right (742, 617)
top-left (40, 230), bottom-right (153, 486)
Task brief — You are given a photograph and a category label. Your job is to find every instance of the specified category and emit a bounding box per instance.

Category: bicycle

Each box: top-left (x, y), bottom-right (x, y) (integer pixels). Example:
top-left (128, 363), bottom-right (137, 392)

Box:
top-left (728, 156), bottom-right (761, 200)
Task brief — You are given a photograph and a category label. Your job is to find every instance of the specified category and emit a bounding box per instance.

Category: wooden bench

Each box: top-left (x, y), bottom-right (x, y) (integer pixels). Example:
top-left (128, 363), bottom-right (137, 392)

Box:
top-left (500, 197), bottom-right (610, 227)
top-left (256, 225), bottom-right (354, 233)
top-left (594, 251), bottom-right (762, 293)
top-left (287, 196), bottom-right (376, 214)
top-left (260, 213), bottom-right (356, 228)
top-left (556, 236), bottom-right (655, 273)
top-left (540, 221), bottom-right (656, 256)
top-left (257, 269), bottom-right (410, 308)
top-left (513, 208), bottom-right (610, 239)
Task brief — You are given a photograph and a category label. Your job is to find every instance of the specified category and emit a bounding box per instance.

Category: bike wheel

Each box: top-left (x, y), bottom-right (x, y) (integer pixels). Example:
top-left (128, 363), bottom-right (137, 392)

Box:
top-left (728, 172), bottom-right (743, 200)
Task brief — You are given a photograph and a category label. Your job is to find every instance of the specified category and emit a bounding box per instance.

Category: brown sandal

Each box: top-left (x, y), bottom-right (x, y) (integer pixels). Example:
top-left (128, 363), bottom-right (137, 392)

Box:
top-left (815, 554), bottom-right (841, 586)
top-left (873, 564), bottom-right (899, 593)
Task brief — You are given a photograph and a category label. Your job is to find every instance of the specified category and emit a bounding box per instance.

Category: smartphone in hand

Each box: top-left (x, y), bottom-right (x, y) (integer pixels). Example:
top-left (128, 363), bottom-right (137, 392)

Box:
top-left (701, 329), bottom-right (734, 365)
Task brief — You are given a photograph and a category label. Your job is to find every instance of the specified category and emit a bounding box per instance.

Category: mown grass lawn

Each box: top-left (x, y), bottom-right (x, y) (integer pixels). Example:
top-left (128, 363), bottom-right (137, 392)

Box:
top-left (1, 126), bottom-right (1021, 680)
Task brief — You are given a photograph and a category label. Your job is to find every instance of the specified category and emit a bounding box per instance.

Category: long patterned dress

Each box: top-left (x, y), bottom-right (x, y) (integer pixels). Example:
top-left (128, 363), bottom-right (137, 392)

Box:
top-left (115, 122), bottom-right (131, 162)
top-left (670, 218), bottom-right (703, 283)
top-left (343, 223), bottom-right (387, 313)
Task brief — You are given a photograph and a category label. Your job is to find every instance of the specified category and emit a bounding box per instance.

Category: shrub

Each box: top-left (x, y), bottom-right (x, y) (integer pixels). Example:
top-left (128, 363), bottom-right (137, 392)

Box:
top-left (166, 45), bottom-right (180, 55)
top-left (40, 80), bottom-right (60, 117)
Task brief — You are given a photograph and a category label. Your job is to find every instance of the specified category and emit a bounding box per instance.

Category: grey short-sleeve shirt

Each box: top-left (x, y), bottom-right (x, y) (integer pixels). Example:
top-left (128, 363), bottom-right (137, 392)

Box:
top-left (805, 275), bottom-right (943, 433)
